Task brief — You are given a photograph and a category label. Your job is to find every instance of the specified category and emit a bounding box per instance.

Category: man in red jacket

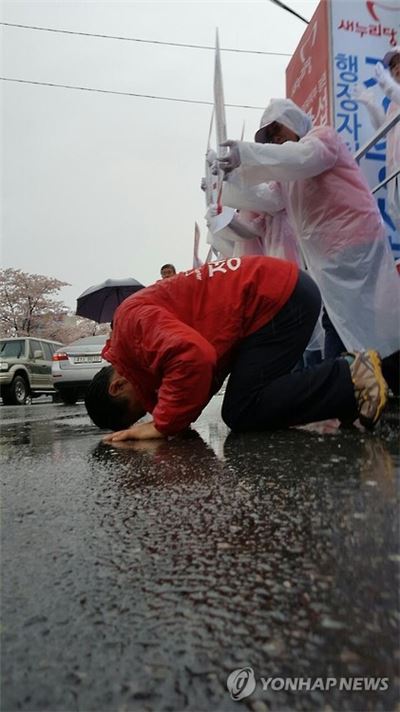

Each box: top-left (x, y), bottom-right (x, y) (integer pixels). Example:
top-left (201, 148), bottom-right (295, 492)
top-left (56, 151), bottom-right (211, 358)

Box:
top-left (85, 256), bottom-right (388, 442)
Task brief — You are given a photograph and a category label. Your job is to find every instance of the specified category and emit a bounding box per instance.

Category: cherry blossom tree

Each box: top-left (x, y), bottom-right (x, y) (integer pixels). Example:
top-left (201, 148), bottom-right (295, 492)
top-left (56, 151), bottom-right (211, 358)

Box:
top-left (0, 268), bottom-right (111, 342)
top-left (0, 268), bottom-right (70, 337)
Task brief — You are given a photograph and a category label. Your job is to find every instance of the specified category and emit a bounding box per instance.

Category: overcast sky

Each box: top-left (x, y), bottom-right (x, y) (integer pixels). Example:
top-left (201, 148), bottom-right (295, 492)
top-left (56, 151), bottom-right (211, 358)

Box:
top-left (2, 0), bottom-right (319, 309)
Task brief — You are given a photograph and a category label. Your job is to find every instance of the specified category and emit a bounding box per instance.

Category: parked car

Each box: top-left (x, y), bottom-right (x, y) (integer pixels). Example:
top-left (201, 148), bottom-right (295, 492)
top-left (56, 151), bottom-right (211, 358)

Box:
top-left (0, 336), bottom-right (63, 405)
top-left (52, 335), bottom-right (108, 405)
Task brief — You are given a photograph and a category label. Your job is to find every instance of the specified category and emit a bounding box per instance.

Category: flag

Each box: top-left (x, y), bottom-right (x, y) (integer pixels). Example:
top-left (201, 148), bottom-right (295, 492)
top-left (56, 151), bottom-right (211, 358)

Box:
top-left (214, 29), bottom-right (228, 213)
top-left (193, 222), bottom-right (203, 268)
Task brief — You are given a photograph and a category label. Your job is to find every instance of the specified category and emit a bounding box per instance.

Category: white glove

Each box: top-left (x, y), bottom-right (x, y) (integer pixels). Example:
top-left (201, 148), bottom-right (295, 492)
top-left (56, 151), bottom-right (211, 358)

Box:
top-left (204, 204), bottom-right (218, 227)
top-left (350, 83), bottom-right (376, 106)
top-left (374, 61), bottom-right (400, 102)
top-left (206, 148), bottom-right (217, 165)
top-left (200, 177), bottom-right (207, 192)
top-left (206, 149), bottom-right (219, 175)
top-left (350, 82), bottom-right (385, 130)
top-left (217, 140), bottom-right (241, 174)
top-left (374, 61), bottom-right (388, 88)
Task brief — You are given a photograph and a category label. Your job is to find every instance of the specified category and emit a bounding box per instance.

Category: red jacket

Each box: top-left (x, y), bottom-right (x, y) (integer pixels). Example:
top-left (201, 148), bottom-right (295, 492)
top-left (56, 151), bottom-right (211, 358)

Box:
top-left (103, 256), bottom-right (298, 435)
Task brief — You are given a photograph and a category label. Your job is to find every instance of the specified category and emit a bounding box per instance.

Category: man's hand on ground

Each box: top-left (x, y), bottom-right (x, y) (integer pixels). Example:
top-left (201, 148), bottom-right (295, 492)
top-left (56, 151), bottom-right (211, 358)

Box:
top-left (102, 420), bottom-right (166, 443)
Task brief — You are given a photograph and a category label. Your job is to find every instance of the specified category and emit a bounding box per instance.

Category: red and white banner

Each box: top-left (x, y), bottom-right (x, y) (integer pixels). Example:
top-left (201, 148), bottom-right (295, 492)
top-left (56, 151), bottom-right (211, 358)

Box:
top-left (286, 0), bottom-right (332, 126)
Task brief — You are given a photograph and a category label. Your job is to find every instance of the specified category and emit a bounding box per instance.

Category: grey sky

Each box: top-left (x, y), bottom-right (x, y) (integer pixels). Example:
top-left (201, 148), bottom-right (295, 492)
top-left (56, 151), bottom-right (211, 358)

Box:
top-left (2, 0), bottom-right (319, 309)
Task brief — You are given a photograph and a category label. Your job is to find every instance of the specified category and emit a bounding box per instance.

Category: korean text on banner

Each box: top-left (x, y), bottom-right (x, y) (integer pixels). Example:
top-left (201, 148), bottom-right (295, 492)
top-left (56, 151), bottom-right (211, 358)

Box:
top-left (330, 0), bottom-right (400, 255)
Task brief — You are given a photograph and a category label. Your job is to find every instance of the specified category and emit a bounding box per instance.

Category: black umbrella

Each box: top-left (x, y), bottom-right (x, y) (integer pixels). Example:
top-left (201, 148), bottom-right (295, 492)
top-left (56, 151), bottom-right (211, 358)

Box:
top-left (76, 277), bottom-right (145, 323)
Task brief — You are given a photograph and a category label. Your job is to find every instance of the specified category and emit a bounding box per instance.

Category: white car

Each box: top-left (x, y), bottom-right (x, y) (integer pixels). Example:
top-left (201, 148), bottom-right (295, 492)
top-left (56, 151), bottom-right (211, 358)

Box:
top-left (52, 335), bottom-right (109, 405)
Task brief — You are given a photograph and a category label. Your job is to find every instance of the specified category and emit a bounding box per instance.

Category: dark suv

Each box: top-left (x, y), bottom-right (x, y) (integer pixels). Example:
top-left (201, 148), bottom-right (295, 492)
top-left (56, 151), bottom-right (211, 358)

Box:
top-left (0, 337), bottom-right (63, 405)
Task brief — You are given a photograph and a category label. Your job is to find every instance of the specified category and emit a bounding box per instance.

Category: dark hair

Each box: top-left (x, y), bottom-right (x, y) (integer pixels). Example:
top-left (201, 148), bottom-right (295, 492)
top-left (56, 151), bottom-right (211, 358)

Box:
top-left (160, 263), bottom-right (176, 272)
top-left (389, 54), bottom-right (400, 70)
top-left (85, 366), bottom-right (134, 431)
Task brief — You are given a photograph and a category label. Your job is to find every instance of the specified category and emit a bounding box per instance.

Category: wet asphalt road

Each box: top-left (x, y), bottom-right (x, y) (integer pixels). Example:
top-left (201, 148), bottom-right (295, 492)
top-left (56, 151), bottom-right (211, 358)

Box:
top-left (1, 397), bottom-right (399, 712)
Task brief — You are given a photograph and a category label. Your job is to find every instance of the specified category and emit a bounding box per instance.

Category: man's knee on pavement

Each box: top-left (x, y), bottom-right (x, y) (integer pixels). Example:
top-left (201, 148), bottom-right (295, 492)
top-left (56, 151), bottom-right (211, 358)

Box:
top-left (221, 395), bottom-right (244, 431)
top-left (222, 404), bottom-right (280, 432)
top-left (221, 396), bottom-right (266, 432)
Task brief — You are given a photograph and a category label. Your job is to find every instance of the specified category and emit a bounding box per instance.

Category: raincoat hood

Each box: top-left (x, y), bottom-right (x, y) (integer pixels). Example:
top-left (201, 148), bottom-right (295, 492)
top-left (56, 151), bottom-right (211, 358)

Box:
top-left (254, 98), bottom-right (313, 143)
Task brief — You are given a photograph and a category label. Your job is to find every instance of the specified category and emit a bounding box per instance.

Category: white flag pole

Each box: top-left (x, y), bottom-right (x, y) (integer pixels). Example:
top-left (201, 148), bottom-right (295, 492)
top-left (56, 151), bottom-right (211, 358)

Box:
top-left (205, 109), bottom-right (215, 207)
top-left (214, 28), bottom-right (228, 214)
top-left (192, 222), bottom-right (203, 268)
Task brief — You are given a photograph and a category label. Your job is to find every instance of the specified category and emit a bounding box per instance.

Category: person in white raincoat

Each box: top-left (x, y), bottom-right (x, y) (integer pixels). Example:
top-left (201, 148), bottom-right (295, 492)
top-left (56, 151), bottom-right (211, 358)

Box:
top-left (205, 202), bottom-right (301, 262)
top-left (202, 151), bottom-right (301, 262)
top-left (205, 204), bottom-right (264, 258)
top-left (352, 47), bottom-right (400, 232)
top-left (201, 151), bottom-right (264, 259)
top-left (242, 209), bottom-right (302, 264)
top-left (218, 98), bottom-right (400, 393)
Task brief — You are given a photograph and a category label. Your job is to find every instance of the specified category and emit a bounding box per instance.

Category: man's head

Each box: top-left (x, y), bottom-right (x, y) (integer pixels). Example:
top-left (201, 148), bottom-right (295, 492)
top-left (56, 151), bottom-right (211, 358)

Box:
top-left (383, 46), bottom-right (400, 83)
top-left (160, 264), bottom-right (176, 279)
top-left (254, 98), bottom-right (312, 145)
top-left (255, 121), bottom-right (300, 145)
top-left (85, 365), bottom-right (146, 431)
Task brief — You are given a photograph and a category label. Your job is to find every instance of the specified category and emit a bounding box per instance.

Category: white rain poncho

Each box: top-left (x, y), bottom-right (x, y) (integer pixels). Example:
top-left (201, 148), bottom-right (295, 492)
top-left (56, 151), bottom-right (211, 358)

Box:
top-left (205, 203), bottom-right (300, 261)
top-left (205, 206), bottom-right (264, 258)
top-left (242, 206), bottom-right (302, 264)
top-left (222, 99), bottom-right (400, 358)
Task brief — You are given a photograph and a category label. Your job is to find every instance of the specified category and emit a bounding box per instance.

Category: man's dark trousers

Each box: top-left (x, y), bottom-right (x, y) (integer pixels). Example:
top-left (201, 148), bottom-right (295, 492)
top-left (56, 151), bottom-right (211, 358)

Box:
top-left (222, 271), bottom-right (358, 431)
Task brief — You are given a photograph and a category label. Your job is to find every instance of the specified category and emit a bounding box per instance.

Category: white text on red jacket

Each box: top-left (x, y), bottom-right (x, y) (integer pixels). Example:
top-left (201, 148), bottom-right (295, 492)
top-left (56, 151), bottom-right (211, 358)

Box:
top-left (184, 258), bottom-right (242, 280)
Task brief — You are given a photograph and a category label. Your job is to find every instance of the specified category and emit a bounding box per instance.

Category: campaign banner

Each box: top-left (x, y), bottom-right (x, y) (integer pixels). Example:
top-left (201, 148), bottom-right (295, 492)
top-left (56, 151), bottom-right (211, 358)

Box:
top-left (286, 0), bottom-right (399, 255)
top-left (330, 0), bottom-right (399, 254)
top-left (286, 0), bottom-right (332, 126)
